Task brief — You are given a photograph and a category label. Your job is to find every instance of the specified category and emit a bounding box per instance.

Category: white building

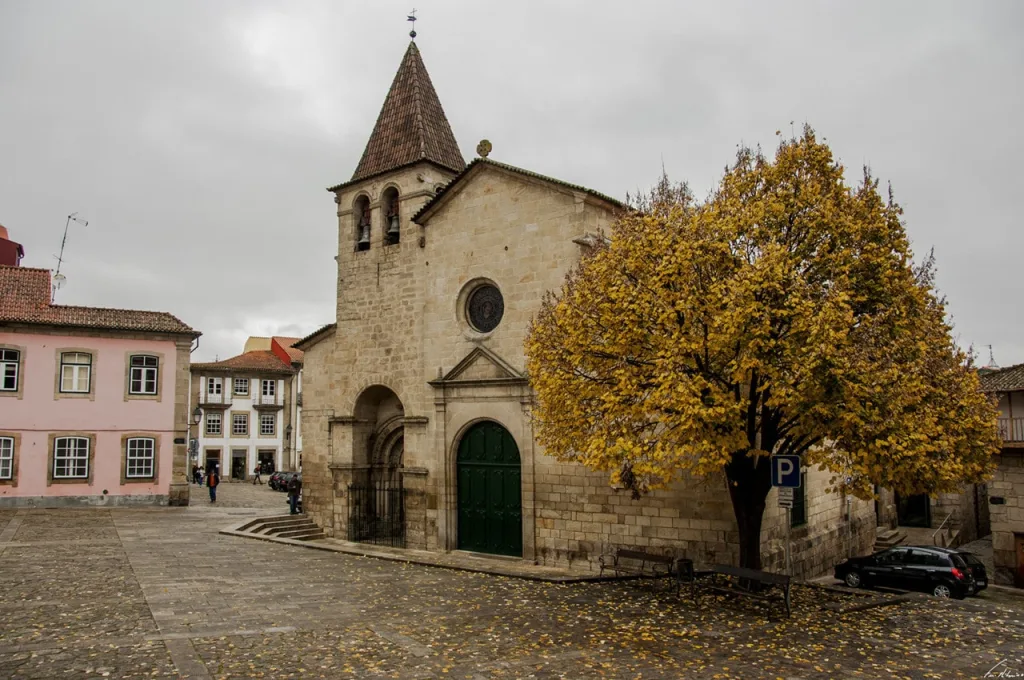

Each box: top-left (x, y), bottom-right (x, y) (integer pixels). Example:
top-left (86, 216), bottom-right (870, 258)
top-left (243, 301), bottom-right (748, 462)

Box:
top-left (189, 337), bottom-right (303, 480)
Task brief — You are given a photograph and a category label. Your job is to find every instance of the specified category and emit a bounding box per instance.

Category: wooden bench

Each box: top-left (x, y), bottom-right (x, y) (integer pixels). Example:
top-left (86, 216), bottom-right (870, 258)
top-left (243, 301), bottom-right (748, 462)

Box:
top-left (599, 549), bottom-right (679, 591)
top-left (700, 564), bottom-right (791, 617)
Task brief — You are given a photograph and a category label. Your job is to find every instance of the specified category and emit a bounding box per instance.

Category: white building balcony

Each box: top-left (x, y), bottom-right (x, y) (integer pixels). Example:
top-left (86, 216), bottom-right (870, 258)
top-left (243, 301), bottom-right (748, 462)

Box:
top-left (200, 391), bottom-right (230, 407)
top-left (997, 417), bottom-right (1024, 444)
top-left (253, 392), bottom-right (283, 410)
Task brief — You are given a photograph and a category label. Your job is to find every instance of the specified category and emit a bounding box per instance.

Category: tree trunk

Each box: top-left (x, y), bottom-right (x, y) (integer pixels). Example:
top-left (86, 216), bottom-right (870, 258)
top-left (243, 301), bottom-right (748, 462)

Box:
top-left (726, 449), bottom-right (773, 569)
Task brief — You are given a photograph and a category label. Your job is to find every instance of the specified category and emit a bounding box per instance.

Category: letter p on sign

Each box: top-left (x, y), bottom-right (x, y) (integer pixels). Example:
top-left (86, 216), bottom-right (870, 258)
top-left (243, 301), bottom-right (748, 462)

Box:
top-left (771, 455), bottom-right (801, 488)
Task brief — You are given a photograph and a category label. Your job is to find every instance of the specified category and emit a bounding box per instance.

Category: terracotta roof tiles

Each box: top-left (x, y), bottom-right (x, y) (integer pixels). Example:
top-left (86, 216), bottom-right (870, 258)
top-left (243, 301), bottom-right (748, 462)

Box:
top-left (0, 265), bottom-right (198, 336)
top-left (191, 350), bottom-right (295, 374)
top-left (271, 336), bottom-right (305, 364)
top-left (979, 363), bottom-right (1024, 393)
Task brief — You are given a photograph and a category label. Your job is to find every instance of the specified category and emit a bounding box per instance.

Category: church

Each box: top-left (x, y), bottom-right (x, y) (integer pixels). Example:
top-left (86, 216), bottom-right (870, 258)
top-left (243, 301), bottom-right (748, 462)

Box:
top-left (296, 39), bottom-right (877, 577)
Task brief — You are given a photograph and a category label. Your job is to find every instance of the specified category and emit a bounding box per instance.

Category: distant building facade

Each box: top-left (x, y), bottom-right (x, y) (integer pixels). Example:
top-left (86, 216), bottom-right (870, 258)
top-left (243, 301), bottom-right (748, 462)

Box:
top-left (980, 364), bottom-right (1024, 587)
top-left (189, 336), bottom-right (302, 480)
top-left (296, 41), bottom-right (876, 578)
top-left (0, 264), bottom-right (199, 507)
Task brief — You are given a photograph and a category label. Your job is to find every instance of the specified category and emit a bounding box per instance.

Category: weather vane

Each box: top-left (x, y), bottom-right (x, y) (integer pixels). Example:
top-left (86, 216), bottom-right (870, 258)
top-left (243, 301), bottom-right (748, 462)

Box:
top-left (408, 8), bottom-right (417, 39)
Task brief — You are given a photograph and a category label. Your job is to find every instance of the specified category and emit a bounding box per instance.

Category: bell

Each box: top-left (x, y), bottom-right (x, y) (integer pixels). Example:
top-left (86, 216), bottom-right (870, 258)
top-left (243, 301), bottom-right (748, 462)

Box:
top-left (357, 223), bottom-right (371, 247)
top-left (387, 214), bottom-right (401, 239)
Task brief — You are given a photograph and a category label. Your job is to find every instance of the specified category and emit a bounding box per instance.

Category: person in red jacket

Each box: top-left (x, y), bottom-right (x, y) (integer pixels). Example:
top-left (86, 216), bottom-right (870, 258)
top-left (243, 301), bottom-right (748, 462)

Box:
top-left (207, 466), bottom-right (220, 503)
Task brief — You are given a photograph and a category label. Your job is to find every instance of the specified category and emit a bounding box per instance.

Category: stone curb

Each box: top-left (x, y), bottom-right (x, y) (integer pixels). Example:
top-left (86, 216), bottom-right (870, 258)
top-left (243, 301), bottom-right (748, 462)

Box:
top-left (219, 520), bottom-right (617, 584)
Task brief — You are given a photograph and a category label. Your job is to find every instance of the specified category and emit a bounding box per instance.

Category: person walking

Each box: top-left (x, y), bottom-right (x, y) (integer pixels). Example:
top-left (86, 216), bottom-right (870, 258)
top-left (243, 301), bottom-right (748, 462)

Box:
top-left (252, 462), bottom-right (263, 485)
top-left (207, 465), bottom-right (220, 503)
top-left (287, 474), bottom-right (302, 515)
top-left (192, 464), bottom-right (201, 485)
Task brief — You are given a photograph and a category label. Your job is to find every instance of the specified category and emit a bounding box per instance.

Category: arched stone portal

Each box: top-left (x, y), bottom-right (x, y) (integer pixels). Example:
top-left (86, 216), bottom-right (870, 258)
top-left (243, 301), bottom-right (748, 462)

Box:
top-left (349, 385), bottom-right (405, 546)
top-left (457, 421), bottom-right (522, 557)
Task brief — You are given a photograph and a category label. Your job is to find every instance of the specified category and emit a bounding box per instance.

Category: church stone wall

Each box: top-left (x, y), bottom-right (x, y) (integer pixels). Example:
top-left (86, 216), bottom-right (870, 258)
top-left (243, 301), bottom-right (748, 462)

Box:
top-left (532, 458), bottom-right (874, 579)
top-left (761, 466), bottom-right (876, 578)
top-left (295, 330), bottom-right (337, 536)
top-left (302, 157), bottom-right (875, 579)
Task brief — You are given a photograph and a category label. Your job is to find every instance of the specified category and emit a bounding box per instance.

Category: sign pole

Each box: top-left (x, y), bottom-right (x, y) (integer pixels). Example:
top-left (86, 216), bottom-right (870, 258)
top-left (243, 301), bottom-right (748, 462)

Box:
top-left (785, 507), bottom-right (792, 575)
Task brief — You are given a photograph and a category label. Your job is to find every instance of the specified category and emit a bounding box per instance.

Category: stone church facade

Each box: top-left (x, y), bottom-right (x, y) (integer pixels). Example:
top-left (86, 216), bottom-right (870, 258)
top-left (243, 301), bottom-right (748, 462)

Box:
top-left (297, 41), bottom-right (876, 577)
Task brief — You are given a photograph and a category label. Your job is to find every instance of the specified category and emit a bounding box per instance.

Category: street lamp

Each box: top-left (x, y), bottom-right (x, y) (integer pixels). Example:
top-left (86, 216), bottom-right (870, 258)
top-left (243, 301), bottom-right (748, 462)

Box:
top-left (187, 406), bottom-right (203, 486)
top-left (285, 424), bottom-right (294, 471)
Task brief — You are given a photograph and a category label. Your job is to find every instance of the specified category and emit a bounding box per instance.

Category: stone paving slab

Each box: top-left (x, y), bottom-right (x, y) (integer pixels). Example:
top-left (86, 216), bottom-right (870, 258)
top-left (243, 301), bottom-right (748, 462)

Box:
top-left (0, 482), bottom-right (1022, 678)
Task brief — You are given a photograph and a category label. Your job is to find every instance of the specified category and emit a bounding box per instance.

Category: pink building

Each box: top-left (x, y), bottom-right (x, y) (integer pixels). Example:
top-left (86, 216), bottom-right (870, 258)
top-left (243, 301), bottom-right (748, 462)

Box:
top-left (0, 265), bottom-right (200, 507)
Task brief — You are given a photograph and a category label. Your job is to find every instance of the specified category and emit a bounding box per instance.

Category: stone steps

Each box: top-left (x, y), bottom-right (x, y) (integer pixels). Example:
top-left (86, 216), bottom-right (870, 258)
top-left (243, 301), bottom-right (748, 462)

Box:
top-left (873, 527), bottom-right (906, 552)
top-left (275, 527), bottom-right (327, 541)
top-left (233, 514), bottom-right (325, 541)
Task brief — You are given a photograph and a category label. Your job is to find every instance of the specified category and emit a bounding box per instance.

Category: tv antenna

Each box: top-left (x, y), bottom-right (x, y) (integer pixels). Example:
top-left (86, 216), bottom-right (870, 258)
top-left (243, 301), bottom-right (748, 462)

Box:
top-left (52, 212), bottom-right (88, 302)
top-left (986, 345), bottom-right (998, 369)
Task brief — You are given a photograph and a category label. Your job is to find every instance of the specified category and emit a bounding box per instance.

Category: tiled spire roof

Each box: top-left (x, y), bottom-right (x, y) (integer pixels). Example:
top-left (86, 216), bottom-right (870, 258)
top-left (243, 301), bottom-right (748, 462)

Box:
top-left (349, 41), bottom-right (465, 183)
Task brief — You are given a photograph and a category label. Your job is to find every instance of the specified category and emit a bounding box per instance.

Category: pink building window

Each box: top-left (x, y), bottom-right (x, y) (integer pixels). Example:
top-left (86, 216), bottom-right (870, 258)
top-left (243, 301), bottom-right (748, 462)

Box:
top-left (129, 355), bottom-right (159, 395)
top-left (0, 437), bottom-right (12, 479)
top-left (54, 437), bottom-right (89, 479)
top-left (126, 438), bottom-right (155, 478)
top-left (59, 352), bottom-right (92, 393)
top-left (1, 349), bottom-right (19, 391)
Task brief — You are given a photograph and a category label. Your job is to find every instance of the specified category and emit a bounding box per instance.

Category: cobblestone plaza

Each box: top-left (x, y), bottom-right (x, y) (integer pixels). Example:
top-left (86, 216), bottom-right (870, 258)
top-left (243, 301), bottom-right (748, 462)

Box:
top-left (0, 483), bottom-right (1022, 679)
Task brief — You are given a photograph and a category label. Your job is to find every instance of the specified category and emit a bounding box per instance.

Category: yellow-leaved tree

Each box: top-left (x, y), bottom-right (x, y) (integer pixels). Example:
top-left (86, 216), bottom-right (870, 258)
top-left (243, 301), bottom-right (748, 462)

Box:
top-left (525, 128), bottom-right (999, 569)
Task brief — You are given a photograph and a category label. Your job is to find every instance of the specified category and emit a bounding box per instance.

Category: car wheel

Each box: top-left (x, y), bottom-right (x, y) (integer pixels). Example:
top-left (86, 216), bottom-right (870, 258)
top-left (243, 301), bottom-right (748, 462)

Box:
top-left (932, 583), bottom-right (952, 598)
top-left (844, 571), bottom-right (862, 588)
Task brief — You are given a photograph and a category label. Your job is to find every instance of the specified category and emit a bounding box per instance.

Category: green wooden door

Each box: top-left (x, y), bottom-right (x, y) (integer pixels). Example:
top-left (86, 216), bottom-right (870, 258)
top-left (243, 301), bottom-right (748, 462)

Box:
top-left (457, 421), bottom-right (522, 556)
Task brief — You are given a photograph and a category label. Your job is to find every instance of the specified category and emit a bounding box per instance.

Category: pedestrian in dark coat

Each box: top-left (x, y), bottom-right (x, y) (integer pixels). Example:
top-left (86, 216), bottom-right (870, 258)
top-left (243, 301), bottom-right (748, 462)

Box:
top-left (207, 466), bottom-right (220, 503)
top-left (287, 475), bottom-right (302, 515)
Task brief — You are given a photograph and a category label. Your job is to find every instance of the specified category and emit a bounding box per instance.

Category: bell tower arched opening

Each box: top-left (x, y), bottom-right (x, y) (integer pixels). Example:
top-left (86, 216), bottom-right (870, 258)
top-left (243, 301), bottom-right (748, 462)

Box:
top-left (353, 195), bottom-right (371, 252)
top-left (382, 187), bottom-right (401, 245)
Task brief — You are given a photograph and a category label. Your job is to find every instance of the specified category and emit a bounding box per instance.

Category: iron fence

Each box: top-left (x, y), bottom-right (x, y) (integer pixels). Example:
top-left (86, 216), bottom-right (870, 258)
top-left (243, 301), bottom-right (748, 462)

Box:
top-left (347, 478), bottom-right (405, 548)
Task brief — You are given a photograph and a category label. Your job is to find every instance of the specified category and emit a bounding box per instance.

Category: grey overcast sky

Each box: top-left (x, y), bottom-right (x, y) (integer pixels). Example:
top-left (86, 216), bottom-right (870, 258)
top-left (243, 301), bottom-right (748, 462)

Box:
top-left (1, 1), bottom-right (1021, 364)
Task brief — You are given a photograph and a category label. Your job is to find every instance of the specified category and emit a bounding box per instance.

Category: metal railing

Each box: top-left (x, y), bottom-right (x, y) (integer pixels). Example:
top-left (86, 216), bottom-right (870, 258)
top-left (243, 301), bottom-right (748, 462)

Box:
top-left (932, 511), bottom-right (953, 546)
top-left (997, 417), bottom-right (1024, 442)
top-left (203, 392), bottom-right (229, 404)
top-left (347, 479), bottom-right (405, 548)
top-left (255, 393), bottom-right (280, 406)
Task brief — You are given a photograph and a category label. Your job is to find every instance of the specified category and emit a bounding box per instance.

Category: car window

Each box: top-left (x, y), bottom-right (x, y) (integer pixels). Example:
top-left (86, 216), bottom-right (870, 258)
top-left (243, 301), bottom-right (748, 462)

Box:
top-left (905, 550), bottom-right (932, 566)
top-left (949, 553), bottom-right (968, 569)
top-left (958, 553), bottom-right (982, 567)
top-left (877, 549), bottom-right (905, 564)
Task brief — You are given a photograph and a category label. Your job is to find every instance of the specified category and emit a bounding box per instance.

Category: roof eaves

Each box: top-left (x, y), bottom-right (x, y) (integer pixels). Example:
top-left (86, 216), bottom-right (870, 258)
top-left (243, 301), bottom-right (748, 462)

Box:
top-left (327, 159), bottom-right (461, 194)
top-left (411, 158), bottom-right (624, 224)
top-left (293, 323), bottom-right (337, 351)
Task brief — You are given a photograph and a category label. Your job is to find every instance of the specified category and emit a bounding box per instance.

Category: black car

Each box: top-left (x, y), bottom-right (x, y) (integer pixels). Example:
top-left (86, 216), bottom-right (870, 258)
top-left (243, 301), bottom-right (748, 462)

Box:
top-left (957, 551), bottom-right (988, 595)
top-left (834, 545), bottom-right (974, 599)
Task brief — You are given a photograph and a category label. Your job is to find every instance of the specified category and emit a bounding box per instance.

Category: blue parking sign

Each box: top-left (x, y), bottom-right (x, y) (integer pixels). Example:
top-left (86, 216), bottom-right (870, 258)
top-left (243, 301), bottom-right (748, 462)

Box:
top-left (771, 455), bottom-right (801, 487)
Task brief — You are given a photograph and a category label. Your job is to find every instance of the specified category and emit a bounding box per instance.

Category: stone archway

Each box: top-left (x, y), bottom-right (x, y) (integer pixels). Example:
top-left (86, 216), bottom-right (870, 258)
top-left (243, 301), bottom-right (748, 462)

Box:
top-left (456, 421), bottom-right (522, 557)
top-left (350, 385), bottom-right (405, 547)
